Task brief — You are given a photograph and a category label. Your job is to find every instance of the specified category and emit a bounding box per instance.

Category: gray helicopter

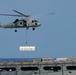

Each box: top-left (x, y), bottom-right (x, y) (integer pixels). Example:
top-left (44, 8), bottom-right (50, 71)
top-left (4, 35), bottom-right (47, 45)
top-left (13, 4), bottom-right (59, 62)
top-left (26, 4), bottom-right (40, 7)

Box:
top-left (0, 10), bottom-right (41, 32)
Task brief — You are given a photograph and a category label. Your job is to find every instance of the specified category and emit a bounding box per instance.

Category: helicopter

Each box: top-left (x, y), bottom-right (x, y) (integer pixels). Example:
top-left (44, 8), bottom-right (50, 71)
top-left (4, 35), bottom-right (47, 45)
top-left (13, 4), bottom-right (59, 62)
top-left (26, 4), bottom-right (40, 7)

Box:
top-left (0, 10), bottom-right (41, 32)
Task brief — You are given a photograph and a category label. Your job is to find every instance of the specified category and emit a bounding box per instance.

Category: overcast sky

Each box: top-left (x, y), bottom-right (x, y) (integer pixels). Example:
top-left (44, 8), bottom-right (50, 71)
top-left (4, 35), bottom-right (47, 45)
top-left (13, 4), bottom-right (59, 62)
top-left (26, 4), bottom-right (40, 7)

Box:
top-left (0, 0), bottom-right (76, 58)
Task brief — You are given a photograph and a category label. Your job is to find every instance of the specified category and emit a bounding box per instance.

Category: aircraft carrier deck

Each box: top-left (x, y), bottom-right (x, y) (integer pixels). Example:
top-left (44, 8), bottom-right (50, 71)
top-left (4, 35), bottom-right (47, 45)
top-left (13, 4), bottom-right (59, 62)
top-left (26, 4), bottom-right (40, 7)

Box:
top-left (0, 57), bottom-right (76, 75)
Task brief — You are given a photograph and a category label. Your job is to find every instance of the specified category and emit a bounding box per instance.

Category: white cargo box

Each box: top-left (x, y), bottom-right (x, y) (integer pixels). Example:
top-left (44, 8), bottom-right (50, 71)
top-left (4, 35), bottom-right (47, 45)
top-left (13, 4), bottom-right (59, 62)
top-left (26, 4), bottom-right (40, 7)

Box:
top-left (19, 46), bottom-right (35, 51)
top-left (56, 58), bottom-right (68, 62)
top-left (42, 58), bottom-right (53, 62)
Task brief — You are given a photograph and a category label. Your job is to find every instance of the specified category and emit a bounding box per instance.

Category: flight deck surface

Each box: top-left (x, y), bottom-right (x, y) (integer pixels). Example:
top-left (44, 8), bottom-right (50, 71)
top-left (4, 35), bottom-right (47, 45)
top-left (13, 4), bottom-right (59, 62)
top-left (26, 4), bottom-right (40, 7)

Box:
top-left (0, 57), bottom-right (75, 75)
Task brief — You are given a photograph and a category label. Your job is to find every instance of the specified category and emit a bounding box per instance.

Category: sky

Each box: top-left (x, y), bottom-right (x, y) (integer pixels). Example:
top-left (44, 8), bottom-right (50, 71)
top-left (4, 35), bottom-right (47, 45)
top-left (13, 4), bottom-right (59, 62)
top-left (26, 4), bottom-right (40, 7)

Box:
top-left (0, 0), bottom-right (76, 58)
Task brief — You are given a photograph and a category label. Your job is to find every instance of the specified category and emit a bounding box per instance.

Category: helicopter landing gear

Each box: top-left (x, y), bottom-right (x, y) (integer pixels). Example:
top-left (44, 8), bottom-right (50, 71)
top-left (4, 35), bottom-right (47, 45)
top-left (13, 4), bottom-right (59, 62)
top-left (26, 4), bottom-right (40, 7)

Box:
top-left (15, 30), bottom-right (17, 32)
top-left (32, 28), bottom-right (35, 30)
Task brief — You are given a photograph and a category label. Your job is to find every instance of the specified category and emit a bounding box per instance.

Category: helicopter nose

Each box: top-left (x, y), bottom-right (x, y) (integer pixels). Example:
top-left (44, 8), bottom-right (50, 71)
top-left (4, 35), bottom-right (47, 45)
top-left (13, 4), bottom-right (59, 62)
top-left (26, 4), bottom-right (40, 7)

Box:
top-left (37, 22), bottom-right (41, 26)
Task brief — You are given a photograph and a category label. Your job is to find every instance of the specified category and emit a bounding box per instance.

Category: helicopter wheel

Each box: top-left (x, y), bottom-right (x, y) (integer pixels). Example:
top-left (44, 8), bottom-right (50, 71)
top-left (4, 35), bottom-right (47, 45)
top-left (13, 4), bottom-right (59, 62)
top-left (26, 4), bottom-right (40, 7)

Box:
top-left (33, 28), bottom-right (35, 30)
top-left (15, 30), bottom-right (17, 32)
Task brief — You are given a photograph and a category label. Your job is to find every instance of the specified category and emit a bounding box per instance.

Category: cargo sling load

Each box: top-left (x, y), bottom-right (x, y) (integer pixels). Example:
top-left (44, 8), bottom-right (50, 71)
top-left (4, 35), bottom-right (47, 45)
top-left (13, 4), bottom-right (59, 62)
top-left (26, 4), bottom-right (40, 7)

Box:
top-left (19, 46), bottom-right (35, 51)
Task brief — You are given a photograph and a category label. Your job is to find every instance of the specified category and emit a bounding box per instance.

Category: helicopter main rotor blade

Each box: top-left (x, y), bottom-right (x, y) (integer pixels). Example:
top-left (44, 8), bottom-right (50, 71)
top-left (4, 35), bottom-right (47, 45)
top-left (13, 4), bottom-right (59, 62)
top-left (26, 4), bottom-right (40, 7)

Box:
top-left (13, 10), bottom-right (30, 17)
top-left (0, 14), bottom-right (22, 17)
top-left (32, 12), bottom-right (55, 18)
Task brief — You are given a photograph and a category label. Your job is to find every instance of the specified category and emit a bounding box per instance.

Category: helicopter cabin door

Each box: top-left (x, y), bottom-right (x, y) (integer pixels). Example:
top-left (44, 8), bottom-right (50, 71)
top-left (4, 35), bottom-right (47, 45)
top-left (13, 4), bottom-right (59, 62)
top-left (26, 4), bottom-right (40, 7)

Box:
top-left (23, 20), bottom-right (27, 27)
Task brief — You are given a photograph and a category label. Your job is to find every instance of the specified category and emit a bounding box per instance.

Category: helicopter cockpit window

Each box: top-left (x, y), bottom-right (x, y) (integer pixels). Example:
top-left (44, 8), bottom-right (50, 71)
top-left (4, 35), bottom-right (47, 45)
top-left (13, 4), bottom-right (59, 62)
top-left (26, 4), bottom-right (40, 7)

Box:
top-left (23, 19), bottom-right (26, 23)
top-left (32, 20), bottom-right (34, 23)
top-left (34, 20), bottom-right (38, 22)
top-left (32, 20), bottom-right (38, 23)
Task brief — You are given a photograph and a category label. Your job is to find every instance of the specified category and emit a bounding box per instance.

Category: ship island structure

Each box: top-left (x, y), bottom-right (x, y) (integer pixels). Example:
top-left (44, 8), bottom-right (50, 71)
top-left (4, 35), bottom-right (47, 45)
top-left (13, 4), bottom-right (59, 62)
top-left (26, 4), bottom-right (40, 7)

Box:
top-left (0, 57), bottom-right (76, 75)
